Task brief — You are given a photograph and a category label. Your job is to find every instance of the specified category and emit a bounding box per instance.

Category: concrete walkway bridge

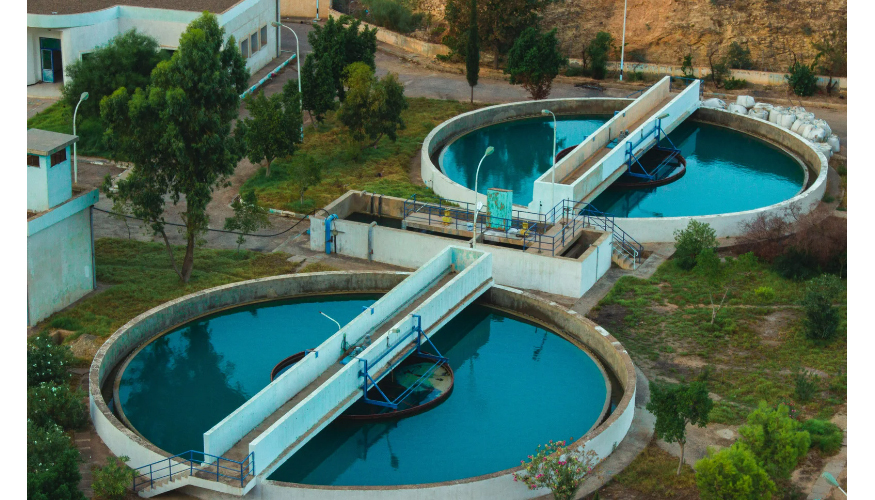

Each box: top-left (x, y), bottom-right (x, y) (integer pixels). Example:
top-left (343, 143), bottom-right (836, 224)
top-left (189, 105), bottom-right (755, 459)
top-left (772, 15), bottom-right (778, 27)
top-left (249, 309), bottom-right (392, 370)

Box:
top-left (527, 76), bottom-right (702, 213)
top-left (131, 246), bottom-right (493, 497)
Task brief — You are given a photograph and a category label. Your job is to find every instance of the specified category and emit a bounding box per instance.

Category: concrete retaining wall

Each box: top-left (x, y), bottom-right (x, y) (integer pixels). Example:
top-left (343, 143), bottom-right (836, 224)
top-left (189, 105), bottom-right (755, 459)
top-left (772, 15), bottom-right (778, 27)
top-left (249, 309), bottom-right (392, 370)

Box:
top-left (325, 9), bottom-right (450, 58)
top-left (613, 107), bottom-right (829, 241)
top-left (423, 98), bottom-right (631, 209)
top-left (90, 272), bottom-right (409, 471)
top-left (253, 248), bottom-right (493, 477)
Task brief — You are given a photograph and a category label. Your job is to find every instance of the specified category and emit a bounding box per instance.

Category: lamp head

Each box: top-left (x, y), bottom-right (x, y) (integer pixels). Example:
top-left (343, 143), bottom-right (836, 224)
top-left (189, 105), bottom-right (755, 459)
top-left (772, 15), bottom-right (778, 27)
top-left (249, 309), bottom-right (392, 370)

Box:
top-left (80, 92), bottom-right (89, 101)
top-left (485, 146), bottom-right (494, 156)
top-left (821, 472), bottom-right (840, 488)
top-left (542, 109), bottom-right (551, 115)
top-left (271, 21), bottom-right (281, 27)
top-left (656, 113), bottom-right (669, 120)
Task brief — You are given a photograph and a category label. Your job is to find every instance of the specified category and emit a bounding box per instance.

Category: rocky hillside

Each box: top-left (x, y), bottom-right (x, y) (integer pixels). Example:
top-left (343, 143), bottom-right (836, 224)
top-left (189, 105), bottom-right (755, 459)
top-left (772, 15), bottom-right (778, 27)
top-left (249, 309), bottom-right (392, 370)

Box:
top-left (417, 0), bottom-right (846, 73)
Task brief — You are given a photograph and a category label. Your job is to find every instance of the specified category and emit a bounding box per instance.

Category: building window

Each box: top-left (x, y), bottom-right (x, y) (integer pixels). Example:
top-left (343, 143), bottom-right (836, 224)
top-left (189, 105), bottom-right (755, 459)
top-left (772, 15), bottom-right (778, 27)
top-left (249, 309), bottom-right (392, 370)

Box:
top-left (27, 154), bottom-right (40, 168)
top-left (261, 26), bottom-right (268, 48)
top-left (241, 39), bottom-right (249, 59)
top-left (50, 149), bottom-right (67, 167)
top-left (250, 33), bottom-right (259, 53)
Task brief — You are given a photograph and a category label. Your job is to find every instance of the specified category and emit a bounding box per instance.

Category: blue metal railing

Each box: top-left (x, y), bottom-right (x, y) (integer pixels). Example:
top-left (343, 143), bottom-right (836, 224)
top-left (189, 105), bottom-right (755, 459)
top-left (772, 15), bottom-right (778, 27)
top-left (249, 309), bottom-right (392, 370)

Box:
top-left (132, 450), bottom-right (254, 492)
top-left (544, 199), bottom-right (644, 265)
top-left (623, 118), bottom-right (681, 181)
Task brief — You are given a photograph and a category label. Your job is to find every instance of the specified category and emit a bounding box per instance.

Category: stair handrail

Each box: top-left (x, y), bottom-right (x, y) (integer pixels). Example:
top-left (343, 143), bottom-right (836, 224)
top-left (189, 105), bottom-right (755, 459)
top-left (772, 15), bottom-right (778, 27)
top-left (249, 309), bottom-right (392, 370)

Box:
top-left (132, 450), bottom-right (255, 492)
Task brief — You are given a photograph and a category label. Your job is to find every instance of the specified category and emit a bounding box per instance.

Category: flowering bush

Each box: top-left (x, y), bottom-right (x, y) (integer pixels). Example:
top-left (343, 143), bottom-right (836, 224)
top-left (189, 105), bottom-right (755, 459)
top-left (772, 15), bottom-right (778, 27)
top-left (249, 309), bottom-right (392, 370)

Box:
top-left (27, 420), bottom-right (85, 500)
top-left (28, 332), bottom-right (74, 387)
top-left (93, 456), bottom-right (135, 500)
top-left (27, 382), bottom-right (88, 431)
top-left (512, 440), bottom-right (599, 500)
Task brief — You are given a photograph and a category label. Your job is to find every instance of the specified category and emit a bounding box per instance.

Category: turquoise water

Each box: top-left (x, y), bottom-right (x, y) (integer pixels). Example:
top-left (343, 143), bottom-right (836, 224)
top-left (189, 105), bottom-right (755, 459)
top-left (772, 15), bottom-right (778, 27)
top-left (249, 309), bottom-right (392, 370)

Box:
top-left (269, 306), bottom-right (607, 486)
top-left (440, 115), bottom-right (611, 206)
top-left (117, 295), bottom-right (381, 454)
top-left (117, 297), bottom-right (608, 486)
top-left (591, 121), bottom-right (804, 217)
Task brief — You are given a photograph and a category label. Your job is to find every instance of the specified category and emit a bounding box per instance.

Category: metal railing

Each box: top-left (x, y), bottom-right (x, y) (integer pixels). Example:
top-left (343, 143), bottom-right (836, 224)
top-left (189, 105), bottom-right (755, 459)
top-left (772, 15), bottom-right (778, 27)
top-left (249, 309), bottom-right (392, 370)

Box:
top-left (543, 199), bottom-right (644, 265)
top-left (132, 450), bottom-right (254, 492)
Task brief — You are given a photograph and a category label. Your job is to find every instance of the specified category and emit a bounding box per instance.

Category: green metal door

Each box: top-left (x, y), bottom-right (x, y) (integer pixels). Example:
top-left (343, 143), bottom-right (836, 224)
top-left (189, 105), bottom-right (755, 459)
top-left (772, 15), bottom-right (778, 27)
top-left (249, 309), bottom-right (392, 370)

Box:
top-left (41, 49), bottom-right (53, 82)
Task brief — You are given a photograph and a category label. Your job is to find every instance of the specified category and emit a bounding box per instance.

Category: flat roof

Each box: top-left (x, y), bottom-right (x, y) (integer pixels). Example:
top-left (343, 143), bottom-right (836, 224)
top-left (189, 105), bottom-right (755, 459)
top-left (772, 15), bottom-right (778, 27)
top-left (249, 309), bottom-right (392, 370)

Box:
top-left (27, 0), bottom-right (243, 15)
top-left (27, 129), bottom-right (78, 156)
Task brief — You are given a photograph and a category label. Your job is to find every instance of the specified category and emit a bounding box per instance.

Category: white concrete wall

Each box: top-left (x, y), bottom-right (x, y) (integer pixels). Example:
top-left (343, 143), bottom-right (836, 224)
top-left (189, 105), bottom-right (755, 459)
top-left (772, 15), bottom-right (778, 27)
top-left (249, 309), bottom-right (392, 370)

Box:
top-left (60, 18), bottom-right (121, 81)
top-left (203, 247), bottom-right (455, 458)
top-left (27, 205), bottom-right (95, 325)
top-left (221, 0), bottom-right (278, 72)
top-left (422, 98), bottom-right (631, 210)
top-left (251, 249), bottom-right (493, 477)
top-left (613, 109), bottom-right (828, 241)
top-left (567, 79), bottom-right (701, 203)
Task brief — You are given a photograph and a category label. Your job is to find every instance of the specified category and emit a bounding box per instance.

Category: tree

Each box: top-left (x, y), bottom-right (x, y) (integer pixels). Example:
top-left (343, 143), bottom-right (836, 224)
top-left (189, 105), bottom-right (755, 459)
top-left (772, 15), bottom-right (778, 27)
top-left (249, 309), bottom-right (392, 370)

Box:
top-left (236, 80), bottom-right (303, 177)
top-left (673, 220), bottom-right (717, 270)
top-left (725, 42), bottom-right (753, 70)
top-left (301, 54), bottom-right (337, 123)
top-left (27, 421), bottom-right (85, 500)
top-left (443, 0), bottom-right (548, 69)
top-left (738, 403), bottom-right (810, 482)
top-left (681, 53), bottom-right (695, 78)
top-left (101, 12), bottom-right (249, 283)
top-left (646, 380), bottom-right (713, 475)
top-left (512, 440), bottom-right (600, 500)
top-left (224, 191), bottom-right (272, 253)
top-left (695, 443), bottom-right (776, 500)
top-left (801, 274), bottom-right (843, 341)
top-left (695, 250), bottom-right (758, 325)
top-left (785, 56), bottom-right (819, 97)
top-left (465, 0), bottom-right (480, 104)
top-left (706, 47), bottom-right (731, 89)
top-left (289, 159), bottom-right (322, 206)
top-left (587, 32), bottom-right (613, 80)
top-left (63, 29), bottom-right (164, 117)
top-left (92, 456), bottom-right (136, 500)
top-left (505, 28), bottom-right (568, 100)
top-left (307, 15), bottom-right (378, 101)
top-left (338, 62), bottom-right (408, 148)
top-left (812, 28), bottom-right (847, 96)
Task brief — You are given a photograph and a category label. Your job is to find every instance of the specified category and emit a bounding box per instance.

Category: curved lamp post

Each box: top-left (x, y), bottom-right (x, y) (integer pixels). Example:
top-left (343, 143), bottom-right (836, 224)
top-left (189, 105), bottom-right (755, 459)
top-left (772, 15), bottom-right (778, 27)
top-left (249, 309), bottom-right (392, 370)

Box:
top-left (619, 0), bottom-right (627, 81)
top-left (271, 21), bottom-right (304, 140)
top-left (73, 91), bottom-right (88, 184)
top-left (542, 109), bottom-right (557, 222)
top-left (471, 146), bottom-right (495, 249)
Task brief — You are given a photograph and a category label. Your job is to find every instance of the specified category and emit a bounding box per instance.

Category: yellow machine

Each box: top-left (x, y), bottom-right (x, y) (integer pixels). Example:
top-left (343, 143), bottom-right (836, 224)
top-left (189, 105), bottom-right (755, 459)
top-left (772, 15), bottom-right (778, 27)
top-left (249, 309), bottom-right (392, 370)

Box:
top-left (519, 222), bottom-right (530, 237)
top-left (442, 210), bottom-right (452, 226)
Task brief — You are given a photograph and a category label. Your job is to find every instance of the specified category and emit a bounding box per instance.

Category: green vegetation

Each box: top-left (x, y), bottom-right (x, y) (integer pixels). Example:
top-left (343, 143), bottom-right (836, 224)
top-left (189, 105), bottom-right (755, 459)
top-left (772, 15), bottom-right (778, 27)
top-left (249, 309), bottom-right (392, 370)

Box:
top-left (27, 421), bottom-right (85, 500)
top-left (39, 238), bottom-right (301, 343)
top-left (307, 16), bottom-right (378, 101)
top-left (28, 102), bottom-right (110, 158)
top-left (338, 63), bottom-right (408, 148)
top-left (812, 26), bottom-right (847, 95)
top-left (27, 333), bottom-right (76, 386)
top-left (646, 381), bottom-right (713, 475)
top-left (802, 274), bottom-right (843, 342)
top-left (723, 77), bottom-right (748, 90)
top-left (794, 369), bottom-right (819, 403)
top-left (673, 220), bottom-right (717, 270)
top-left (301, 54), bottom-right (337, 123)
top-left (586, 32), bottom-right (613, 80)
top-left (801, 419), bottom-right (843, 455)
top-left (725, 42), bottom-right (753, 70)
top-left (590, 257), bottom-right (846, 425)
top-left (101, 13), bottom-right (249, 283)
top-left (359, 0), bottom-right (423, 33)
top-left (27, 382), bottom-right (87, 431)
top-left (92, 456), bottom-right (136, 500)
top-left (465, 0), bottom-right (480, 104)
top-left (738, 403), bottom-right (810, 482)
top-left (505, 27), bottom-right (568, 100)
top-left (786, 58), bottom-right (819, 96)
top-left (224, 191), bottom-right (272, 252)
top-left (237, 81), bottom-right (304, 178)
top-left (680, 53), bottom-right (695, 78)
top-left (695, 443), bottom-right (776, 499)
top-left (241, 98), bottom-right (477, 211)
top-left (513, 440), bottom-right (599, 500)
top-left (608, 441), bottom-right (698, 497)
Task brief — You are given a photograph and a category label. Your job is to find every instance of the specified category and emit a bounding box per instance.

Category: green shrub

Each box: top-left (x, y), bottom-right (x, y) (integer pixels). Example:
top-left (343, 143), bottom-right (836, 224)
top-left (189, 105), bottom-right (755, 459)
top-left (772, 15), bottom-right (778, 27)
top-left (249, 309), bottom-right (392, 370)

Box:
top-left (754, 286), bottom-right (776, 303)
top-left (793, 369), bottom-right (819, 403)
top-left (773, 247), bottom-right (819, 281)
top-left (28, 333), bottom-right (75, 387)
top-left (723, 77), bottom-right (747, 90)
top-left (786, 60), bottom-right (819, 97)
top-left (695, 443), bottom-right (775, 499)
top-left (726, 42), bottom-right (754, 70)
top-left (27, 421), bottom-right (85, 500)
top-left (364, 0), bottom-right (422, 33)
top-left (801, 274), bottom-right (843, 342)
top-left (93, 456), bottom-right (136, 500)
top-left (801, 419), bottom-right (843, 455)
top-left (738, 403), bottom-right (810, 481)
top-left (49, 317), bottom-right (83, 331)
top-left (27, 383), bottom-right (88, 431)
top-left (673, 220), bottom-right (717, 270)
top-left (587, 32), bottom-right (613, 80)
top-left (565, 65), bottom-right (586, 77)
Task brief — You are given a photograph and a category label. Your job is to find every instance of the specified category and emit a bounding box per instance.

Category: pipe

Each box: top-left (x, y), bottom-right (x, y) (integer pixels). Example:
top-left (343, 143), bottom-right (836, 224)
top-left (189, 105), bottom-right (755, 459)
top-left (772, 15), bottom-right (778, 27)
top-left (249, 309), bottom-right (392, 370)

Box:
top-left (325, 214), bottom-right (337, 254)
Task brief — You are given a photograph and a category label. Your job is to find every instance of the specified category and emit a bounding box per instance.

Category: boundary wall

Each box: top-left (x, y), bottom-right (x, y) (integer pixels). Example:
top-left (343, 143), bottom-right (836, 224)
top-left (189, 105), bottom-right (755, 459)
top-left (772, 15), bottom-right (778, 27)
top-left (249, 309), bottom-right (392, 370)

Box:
top-left (310, 203), bottom-right (613, 298)
top-left (326, 8), bottom-right (450, 58)
top-left (528, 76), bottom-right (672, 211)
top-left (90, 273), bottom-right (408, 477)
top-left (252, 248), bottom-right (493, 477)
top-left (202, 249), bottom-right (467, 458)
top-left (612, 107), bottom-right (829, 241)
top-left (563, 79), bottom-right (701, 205)
top-left (422, 98), bottom-right (631, 209)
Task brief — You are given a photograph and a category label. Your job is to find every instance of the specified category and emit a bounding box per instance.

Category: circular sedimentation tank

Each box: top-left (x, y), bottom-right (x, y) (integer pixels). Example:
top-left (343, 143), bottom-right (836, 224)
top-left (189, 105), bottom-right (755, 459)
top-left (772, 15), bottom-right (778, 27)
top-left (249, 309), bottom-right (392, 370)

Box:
top-left (102, 276), bottom-right (627, 493)
top-left (438, 117), bottom-right (805, 215)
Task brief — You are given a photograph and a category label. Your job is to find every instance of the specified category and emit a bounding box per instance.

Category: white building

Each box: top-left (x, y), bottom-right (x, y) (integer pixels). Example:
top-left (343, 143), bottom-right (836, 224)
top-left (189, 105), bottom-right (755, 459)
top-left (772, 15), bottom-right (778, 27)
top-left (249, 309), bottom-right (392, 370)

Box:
top-left (27, 0), bottom-right (281, 86)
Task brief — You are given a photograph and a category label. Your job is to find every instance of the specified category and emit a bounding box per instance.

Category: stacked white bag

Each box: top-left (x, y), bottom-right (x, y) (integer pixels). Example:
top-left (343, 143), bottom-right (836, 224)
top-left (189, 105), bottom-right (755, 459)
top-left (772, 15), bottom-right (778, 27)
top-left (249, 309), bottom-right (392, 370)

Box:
top-left (748, 108), bottom-right (769, 120)
top-left (827, 134), bottom-right (841, 153)
top-left (727, 103), bottom-right (748, 115)
top-left (702, 98), bottom-right (726, 109)
top-left (769, 106), bottom-right (786, 124)
top-left (736, 95), bottom-right (756, 109)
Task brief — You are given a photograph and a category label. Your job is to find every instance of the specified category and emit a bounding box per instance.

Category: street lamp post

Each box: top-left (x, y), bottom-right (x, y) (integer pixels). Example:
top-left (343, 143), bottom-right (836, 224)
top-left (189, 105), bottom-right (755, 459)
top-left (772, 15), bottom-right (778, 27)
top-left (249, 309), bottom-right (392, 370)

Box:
top-left (72, 91), bottom-right (89, 184)
top-left (471, 146), bottom-right (495, 249)
top-left (619, 0), bottom-right (627, 81)
top-left (271, 21), bottom-right (304, 140)
top-left (542, 109), bottom-right (557, 222)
